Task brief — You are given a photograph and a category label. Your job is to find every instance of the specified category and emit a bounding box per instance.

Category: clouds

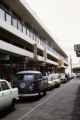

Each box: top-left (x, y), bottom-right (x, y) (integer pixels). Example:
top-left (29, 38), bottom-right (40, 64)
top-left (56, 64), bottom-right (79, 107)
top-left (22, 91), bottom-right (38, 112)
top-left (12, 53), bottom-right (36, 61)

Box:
top-left (26, 0), bottom-right (80, 40)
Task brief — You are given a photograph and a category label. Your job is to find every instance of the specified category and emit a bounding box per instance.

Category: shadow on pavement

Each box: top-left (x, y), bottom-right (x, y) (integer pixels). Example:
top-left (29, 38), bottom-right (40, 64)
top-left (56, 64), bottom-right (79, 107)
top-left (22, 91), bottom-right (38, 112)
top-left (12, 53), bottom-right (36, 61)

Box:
top-left (17, 94), bottom-right (44, 104)
top-left (0, 110), bottom-right (13, 119)
top-left (71, 85), bottom-right (80, 120)
top-left (0, 95), bottom-right (44, 119)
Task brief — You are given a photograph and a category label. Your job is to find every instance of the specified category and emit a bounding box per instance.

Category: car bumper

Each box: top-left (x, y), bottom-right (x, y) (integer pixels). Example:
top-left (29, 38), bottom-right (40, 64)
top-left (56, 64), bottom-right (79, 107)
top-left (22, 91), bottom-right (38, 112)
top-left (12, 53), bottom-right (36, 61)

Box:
top-left (19, 93), bottom-right (39, 97)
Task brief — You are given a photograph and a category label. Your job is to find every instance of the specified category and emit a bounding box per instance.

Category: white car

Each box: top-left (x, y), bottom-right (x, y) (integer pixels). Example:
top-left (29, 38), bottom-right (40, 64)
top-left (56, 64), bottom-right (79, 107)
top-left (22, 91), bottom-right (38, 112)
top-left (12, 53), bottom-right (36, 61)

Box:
top-left (47, 73), bottom-right (60, 89)
top-left (48, 75), bottom-right (55, 89)
top-left (0, 79), bottom-right (18, 112)
top-left (50, 73), bottom-right (61, 87)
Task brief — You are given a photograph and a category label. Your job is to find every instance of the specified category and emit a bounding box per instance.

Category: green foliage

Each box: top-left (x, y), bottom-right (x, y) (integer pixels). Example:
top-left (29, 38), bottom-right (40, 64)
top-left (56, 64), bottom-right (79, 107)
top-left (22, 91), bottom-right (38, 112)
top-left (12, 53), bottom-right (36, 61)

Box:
top-left (72, 67), bottom-right (80, 73)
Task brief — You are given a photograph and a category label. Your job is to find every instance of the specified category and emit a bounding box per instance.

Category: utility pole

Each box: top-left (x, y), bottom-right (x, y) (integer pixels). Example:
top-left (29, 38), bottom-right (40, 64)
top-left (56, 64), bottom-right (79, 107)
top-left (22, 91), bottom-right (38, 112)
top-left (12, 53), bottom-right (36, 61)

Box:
top-left (70, 54), bottom-right (72, 75)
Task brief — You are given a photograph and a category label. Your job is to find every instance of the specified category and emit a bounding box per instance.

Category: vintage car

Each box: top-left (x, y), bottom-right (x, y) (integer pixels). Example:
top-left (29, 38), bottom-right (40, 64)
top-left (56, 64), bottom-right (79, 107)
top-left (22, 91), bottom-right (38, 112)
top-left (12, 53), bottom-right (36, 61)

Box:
top-left (43, 73), bottom-right (61, 90)
top-left (59, 73), bottom-right (67, 84)
top-left (75, 73), bottom-right (80, 78)
top-left (0, 79), bottom-right (18, 112)
top-left (12, 70), bottom-right (48, 97)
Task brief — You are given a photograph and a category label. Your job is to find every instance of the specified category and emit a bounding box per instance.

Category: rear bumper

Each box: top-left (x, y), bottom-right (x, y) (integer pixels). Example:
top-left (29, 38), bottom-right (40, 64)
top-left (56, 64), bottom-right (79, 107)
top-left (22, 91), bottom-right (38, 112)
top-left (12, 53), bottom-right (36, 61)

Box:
top-left (19, 93), bottom-right (39, 97)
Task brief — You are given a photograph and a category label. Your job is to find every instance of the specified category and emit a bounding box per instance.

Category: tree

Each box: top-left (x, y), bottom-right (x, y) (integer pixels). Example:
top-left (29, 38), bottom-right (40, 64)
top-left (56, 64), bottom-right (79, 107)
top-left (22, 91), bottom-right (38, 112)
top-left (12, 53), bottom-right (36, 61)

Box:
top-left (72, 67), bottom-right (80, 73)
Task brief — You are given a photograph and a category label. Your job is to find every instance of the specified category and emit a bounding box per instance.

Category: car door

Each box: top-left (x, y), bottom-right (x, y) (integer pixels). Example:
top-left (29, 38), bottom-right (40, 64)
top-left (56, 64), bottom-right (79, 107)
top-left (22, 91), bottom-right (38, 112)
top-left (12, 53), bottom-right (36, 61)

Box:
top-left (0, 82), bottom-right (5, 110)
top-left (0, 81), bottom-right (11, 109)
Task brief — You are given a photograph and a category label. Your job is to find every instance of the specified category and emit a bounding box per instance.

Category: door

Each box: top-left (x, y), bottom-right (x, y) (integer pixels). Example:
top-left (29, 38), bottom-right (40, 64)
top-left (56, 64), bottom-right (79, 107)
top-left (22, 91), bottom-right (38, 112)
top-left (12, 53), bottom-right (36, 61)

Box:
top-left (0, 81), bottom-right (11, 111)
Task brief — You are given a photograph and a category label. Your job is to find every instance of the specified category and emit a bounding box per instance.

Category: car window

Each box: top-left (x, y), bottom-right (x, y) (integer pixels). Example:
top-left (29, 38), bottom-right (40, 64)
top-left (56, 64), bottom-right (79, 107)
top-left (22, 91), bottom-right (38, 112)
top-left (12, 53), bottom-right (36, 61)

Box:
top-left (23, 74), bottom-right (34, 81)
top-left (0, 81), bottom-right (10, 90)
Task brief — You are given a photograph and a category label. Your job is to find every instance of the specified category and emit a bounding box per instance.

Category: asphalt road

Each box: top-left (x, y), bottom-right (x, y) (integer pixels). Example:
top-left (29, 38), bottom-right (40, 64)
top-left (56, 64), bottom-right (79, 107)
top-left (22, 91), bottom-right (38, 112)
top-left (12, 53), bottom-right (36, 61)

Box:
top-left (1, 78), bottom-right (80, 120)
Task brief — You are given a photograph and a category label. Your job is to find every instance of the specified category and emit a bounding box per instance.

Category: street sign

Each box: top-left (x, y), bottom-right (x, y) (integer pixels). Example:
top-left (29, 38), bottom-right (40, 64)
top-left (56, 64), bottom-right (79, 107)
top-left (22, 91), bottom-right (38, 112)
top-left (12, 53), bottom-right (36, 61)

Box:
top-left (76, 51), bottom-right (80, 57)
top-left (74, 44), bottom-right (80, 51)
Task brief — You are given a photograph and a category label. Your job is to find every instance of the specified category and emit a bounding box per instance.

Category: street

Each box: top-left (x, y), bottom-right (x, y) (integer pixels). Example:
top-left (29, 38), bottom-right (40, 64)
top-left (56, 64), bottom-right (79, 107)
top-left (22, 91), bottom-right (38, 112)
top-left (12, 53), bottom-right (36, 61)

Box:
top-left (1, 78), bottom-right (80, 120)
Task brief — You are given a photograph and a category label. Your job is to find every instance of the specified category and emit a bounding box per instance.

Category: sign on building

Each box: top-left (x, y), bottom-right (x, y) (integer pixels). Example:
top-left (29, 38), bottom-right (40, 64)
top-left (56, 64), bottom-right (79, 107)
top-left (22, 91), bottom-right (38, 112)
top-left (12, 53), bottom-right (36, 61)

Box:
top-left (74, 44), bottom-right (80, 51)
top-left (57, 59), bottom-right (64, 68)
top-left (76, 51), bottom-right (80, 57)
top-left (74, 44), bottom-right (80, 57)
top-left (33, 44), bottom-right (37, 60)
top-left (43, 46), bottom-right (47, 61)
top-left (40, 62), bottom-right (46, 66)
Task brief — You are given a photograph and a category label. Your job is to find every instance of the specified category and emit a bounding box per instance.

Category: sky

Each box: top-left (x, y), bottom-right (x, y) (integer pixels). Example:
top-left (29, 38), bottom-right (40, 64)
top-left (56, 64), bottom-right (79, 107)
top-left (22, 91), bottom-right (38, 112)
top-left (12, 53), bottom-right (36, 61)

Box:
top-left (25, 0), bottom-right (80, 65)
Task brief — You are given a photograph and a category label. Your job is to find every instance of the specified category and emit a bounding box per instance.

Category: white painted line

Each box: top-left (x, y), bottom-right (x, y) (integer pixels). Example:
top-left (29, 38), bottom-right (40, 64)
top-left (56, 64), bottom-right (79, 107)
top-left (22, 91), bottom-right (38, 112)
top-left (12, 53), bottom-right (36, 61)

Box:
top-left (18, 108), bottom-right (31, 111)
top-left (17, 85), bottom-right (67, 120)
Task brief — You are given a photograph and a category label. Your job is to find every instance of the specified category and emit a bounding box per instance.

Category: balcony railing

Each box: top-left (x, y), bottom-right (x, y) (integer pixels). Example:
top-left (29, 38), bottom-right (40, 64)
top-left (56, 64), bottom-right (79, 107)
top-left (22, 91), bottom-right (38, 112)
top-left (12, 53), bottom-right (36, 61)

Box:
top-left (0, 7), bottom-right (68, 63)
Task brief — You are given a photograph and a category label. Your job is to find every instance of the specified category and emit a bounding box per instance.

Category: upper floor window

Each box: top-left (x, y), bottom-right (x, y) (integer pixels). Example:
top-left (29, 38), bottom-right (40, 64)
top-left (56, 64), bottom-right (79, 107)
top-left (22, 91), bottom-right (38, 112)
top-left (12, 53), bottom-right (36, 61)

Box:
top-left (23, 26), bottom-right (27, 35)
top-left (0, 8), bottom-right (5, 20)
top-left (17, 21), bottom-right (22, 32)
top-left (5, 13), bottom-right (11, 25)
top-left (12, 17), bottom-right (17, 28)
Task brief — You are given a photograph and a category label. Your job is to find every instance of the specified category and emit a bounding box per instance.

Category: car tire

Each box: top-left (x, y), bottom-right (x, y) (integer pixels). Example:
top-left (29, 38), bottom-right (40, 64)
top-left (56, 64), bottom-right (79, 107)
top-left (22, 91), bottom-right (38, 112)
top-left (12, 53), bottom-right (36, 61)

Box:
top-left (38, 92), bottom-right (41, 97)
top-left (43, 90), bottom-right (46, 96)
top-left (10, 99), bottom-right (16, 111)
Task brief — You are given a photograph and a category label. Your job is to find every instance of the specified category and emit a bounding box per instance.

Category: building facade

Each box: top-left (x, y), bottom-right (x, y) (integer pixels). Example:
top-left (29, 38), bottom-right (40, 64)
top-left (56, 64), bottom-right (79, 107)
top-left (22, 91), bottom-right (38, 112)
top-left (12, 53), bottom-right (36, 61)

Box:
top-left (0, 0), bottom-right (68, 78)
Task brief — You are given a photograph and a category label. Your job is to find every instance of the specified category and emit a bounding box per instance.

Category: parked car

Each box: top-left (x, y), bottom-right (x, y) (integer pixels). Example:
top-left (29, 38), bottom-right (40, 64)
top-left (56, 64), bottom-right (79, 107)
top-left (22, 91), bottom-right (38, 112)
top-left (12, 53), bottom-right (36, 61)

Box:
top-left (69, 73), bottom-right (75, 80)
top-left (12, 71), bottom-right (48, 97)
top-left (76, 73), bottom-right (80, 78)
top-left (59, 73), bottom-right (67, 84)
top-left (0, 79), bottom-right (18, 112)
top-left (44, 73), bottom-right (60, 90)
top-left (47, 75), bottom-right (56, 89)
top-left (52, 73), bottom-right (61, 87)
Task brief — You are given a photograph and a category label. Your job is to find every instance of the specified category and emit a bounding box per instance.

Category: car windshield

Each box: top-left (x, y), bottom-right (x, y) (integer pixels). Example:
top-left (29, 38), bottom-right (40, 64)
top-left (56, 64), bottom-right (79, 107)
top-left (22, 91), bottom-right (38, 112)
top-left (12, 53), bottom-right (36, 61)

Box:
top-left (16, 73), bottom-right (42, 80)
top-left (48, 76), bottom-right (54, 81)
top-left (17, 74), bottom-right (34, 81)
top-left (23, 75), bottom-right (34, 81)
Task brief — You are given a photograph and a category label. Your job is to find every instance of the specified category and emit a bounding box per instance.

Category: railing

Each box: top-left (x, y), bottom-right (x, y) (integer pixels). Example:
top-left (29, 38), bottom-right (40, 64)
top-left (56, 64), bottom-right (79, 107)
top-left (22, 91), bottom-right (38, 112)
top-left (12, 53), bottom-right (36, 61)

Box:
top-left (0, 7), bottom-right (68, 63)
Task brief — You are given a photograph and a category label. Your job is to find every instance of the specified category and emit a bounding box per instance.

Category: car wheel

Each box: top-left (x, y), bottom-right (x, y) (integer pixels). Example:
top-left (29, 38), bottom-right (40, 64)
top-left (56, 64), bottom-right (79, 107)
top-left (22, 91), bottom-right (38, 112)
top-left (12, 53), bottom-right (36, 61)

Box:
top-left (38, 92), bottom-right (41, 97)
top-left (43, 90), bottom-right (46, 96)
top-left (10, 99), bottom-right (16, 111)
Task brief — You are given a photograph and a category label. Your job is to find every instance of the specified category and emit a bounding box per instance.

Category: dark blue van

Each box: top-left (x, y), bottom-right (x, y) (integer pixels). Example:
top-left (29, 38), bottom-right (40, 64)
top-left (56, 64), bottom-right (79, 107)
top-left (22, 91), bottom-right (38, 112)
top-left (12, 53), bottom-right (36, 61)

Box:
top-left (12, 70), bottom-right (48, 97)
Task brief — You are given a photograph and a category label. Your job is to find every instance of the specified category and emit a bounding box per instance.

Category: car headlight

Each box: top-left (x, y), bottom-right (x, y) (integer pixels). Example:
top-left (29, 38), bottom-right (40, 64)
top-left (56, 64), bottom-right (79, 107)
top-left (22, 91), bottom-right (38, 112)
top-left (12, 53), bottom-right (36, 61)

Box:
top-left (29, 86), bottom-right (33, 91)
